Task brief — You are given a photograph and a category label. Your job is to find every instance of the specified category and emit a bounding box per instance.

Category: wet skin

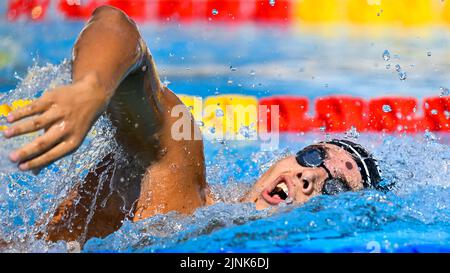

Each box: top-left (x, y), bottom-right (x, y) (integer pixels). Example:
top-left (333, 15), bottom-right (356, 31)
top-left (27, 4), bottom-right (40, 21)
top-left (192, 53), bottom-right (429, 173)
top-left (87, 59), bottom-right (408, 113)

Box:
top-left (3, 6), bottom-right (363, 244)
top-left (242, 144), bottom-right (364, 210)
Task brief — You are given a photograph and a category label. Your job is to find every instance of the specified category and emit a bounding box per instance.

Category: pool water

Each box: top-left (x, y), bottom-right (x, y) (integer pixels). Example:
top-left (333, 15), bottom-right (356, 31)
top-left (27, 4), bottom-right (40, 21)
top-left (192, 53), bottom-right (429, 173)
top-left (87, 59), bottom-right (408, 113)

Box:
top-left (0, 17), bottom-right (450, 252)
top-left (82, 133), bottom-right (450, 253)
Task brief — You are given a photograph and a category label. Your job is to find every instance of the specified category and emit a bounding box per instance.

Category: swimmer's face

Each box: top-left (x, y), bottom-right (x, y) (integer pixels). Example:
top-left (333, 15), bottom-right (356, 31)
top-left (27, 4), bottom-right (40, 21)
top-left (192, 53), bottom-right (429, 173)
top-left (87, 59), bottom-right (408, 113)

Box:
top-left (243, 143), bottom-right (364, 210)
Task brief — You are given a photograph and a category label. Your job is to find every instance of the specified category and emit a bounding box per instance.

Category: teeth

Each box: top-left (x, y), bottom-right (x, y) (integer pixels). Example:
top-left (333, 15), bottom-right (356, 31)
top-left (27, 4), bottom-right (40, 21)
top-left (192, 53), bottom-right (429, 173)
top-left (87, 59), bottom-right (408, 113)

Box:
top-left (278, 182), bottom-right (289, 195)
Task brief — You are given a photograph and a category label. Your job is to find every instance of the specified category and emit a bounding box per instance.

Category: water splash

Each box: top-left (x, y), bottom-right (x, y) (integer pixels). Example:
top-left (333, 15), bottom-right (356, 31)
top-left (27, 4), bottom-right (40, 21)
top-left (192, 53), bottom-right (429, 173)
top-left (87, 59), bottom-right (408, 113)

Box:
top-left (376, 135), bottom-right (449, 196)
top-left (344, 126), bottom-right (360, 140)
top-left (0, 61), bottom-right (119, 252)
top-left (83, 202), bottom-right (269, 252)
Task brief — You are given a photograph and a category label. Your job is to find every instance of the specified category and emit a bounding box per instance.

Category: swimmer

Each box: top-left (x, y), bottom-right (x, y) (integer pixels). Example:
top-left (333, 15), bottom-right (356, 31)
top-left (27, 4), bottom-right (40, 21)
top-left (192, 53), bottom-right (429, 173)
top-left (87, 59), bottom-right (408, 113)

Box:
top-left (3, 6), bottom-right (384, 245)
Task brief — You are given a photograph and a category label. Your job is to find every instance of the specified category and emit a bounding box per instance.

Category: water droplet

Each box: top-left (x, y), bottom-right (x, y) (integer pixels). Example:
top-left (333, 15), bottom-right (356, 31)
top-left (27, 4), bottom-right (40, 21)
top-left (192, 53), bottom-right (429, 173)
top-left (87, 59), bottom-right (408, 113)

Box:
top-left (230, 66), bottom-right (237, 72)
top-left (209, 127), bottom-right (216, 134)
top-left (382, 50), bottom-right (390, 61)
top-left (439, 87), bottom-right (449, 97)
top-left (427, 51), bottom-right (432, 57)
top-left (382, 105), bottom-right (392, 113)
top-left (395, 64), bottom-right (401, 72)
top-left (170, 163), bottom-right (178, 170)
top-left (431, 109), bottom-right (438, 115)
top-left (269, 0), bottom-right (276, 7)
top-left (196, 121), bottom-right (205, 127)
top-left (239, 125), bottom-right (251, 138)
top-left (345, 126), bottom-right (360, 140)
top-left (67, 241), bottom-right (81, 253)
top-left (398, 71), bottom-right (407, 81)
top-left (250, 70), bottom-right (256, 76)
top-left (216, 108), bottom-right (224, 117)
top-left (424, 130), bottom-right (437, 142)
top-left (13, 72), bottom-right (23, 81)
top-left (239, 125), bottom-right (256, 139)
top-left (385, 64), bottom-right (391, 70)
top-left (211, 9), bottom-right (219, 15)
top-left (227, 79), bottom-right (233, 85)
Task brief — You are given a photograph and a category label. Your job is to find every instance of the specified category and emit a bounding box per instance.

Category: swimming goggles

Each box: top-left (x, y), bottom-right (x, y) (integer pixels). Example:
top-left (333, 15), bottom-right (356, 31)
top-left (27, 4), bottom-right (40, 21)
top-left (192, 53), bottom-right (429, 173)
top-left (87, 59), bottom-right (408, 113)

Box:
top-left (295, 146), bottom-right (351, 195)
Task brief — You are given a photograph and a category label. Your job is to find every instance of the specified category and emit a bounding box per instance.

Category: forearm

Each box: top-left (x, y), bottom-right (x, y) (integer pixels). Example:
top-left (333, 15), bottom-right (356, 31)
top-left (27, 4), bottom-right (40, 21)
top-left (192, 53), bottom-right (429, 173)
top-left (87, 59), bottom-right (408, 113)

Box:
top-left (72, 5), bottom-right (146, 102)
top-left (4, 4), bottom-right (169, 173)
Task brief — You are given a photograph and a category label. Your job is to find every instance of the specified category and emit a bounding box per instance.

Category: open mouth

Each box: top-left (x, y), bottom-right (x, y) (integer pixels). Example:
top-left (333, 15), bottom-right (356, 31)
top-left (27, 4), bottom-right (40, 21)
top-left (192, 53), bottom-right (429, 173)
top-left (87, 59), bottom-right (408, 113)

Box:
top-left (261, 176), bottom-right (293, 206)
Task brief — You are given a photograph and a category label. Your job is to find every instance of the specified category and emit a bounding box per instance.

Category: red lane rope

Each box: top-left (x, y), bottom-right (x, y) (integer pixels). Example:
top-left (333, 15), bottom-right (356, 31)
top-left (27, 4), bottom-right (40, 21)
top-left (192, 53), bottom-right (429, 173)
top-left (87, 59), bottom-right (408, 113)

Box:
top-left (259, 96), bottom-right (449, 133)
top-left (7, 0), bottom-right (293, 22)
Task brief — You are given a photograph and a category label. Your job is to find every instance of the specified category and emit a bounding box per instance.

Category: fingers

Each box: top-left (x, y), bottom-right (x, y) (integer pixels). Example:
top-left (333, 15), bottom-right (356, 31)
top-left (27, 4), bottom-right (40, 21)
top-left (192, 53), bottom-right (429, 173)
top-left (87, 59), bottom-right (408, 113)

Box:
top-left (18, 140), bottom-right (77, 171)
top-left (9, 124), bottom-right (67, 166)
top-left (3, 109), bottom-right (61, 138)
top-left (7, 98), bottom-right (48, 123)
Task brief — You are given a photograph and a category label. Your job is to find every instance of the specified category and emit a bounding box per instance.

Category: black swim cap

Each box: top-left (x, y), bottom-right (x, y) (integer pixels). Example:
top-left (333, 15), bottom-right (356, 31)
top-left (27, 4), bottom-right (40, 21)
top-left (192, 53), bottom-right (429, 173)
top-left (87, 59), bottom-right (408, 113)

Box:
top-left (324, 139), bottom-right (389, 191)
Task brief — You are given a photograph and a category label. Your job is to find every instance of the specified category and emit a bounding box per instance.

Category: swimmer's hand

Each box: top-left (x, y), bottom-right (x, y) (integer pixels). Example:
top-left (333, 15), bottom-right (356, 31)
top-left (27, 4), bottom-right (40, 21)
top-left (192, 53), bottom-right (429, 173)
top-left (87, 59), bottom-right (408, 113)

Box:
top-left (3, 74), bottom-right (108, 171)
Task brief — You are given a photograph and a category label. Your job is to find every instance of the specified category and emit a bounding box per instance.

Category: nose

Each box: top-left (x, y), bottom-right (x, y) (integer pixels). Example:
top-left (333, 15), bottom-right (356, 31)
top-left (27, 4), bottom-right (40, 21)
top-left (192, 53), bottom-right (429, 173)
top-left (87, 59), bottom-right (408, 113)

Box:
top-left (295, 170), bottom-right (314, 195)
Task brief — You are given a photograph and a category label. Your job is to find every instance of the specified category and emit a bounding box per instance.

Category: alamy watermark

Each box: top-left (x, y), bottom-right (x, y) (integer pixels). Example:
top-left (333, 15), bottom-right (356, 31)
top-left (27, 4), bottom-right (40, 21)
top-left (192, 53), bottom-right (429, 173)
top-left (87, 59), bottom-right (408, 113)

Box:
top-left (170, 101), bottom-right (280, 150)
top-left (366, 241), bottom-right (381, 253)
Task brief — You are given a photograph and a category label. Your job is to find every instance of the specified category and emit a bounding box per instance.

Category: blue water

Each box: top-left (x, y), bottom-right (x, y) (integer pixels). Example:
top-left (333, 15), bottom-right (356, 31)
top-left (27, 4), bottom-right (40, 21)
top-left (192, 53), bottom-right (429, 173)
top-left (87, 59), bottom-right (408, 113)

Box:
top-left (80, 134), bottom-right (450, 253)
top-left (0, 10), bottom-right (450, 252)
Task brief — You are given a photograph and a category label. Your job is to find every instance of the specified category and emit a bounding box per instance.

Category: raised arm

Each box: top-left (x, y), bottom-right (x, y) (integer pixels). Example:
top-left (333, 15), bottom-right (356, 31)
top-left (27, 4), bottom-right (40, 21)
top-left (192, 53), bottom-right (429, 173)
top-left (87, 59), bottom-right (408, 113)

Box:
top-left (4, 5), bottom-right (161, 170)
top-left (5, 6), bottom-right (209, 242)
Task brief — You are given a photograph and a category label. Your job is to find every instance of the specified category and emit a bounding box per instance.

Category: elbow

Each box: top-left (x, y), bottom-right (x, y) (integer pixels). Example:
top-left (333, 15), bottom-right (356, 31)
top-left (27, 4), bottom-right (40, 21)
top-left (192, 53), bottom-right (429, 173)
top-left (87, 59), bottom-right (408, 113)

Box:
top-left (92, 5), bottom-right (126, 20)
top-left (91, 5), bottom-right (137, 29)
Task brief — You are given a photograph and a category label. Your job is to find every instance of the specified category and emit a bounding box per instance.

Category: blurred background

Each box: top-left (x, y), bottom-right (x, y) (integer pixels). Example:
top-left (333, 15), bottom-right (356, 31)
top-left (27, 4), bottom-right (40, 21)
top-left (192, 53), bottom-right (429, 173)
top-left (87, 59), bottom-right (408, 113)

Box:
top-left (1, 0), bottom-right (449, 100)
